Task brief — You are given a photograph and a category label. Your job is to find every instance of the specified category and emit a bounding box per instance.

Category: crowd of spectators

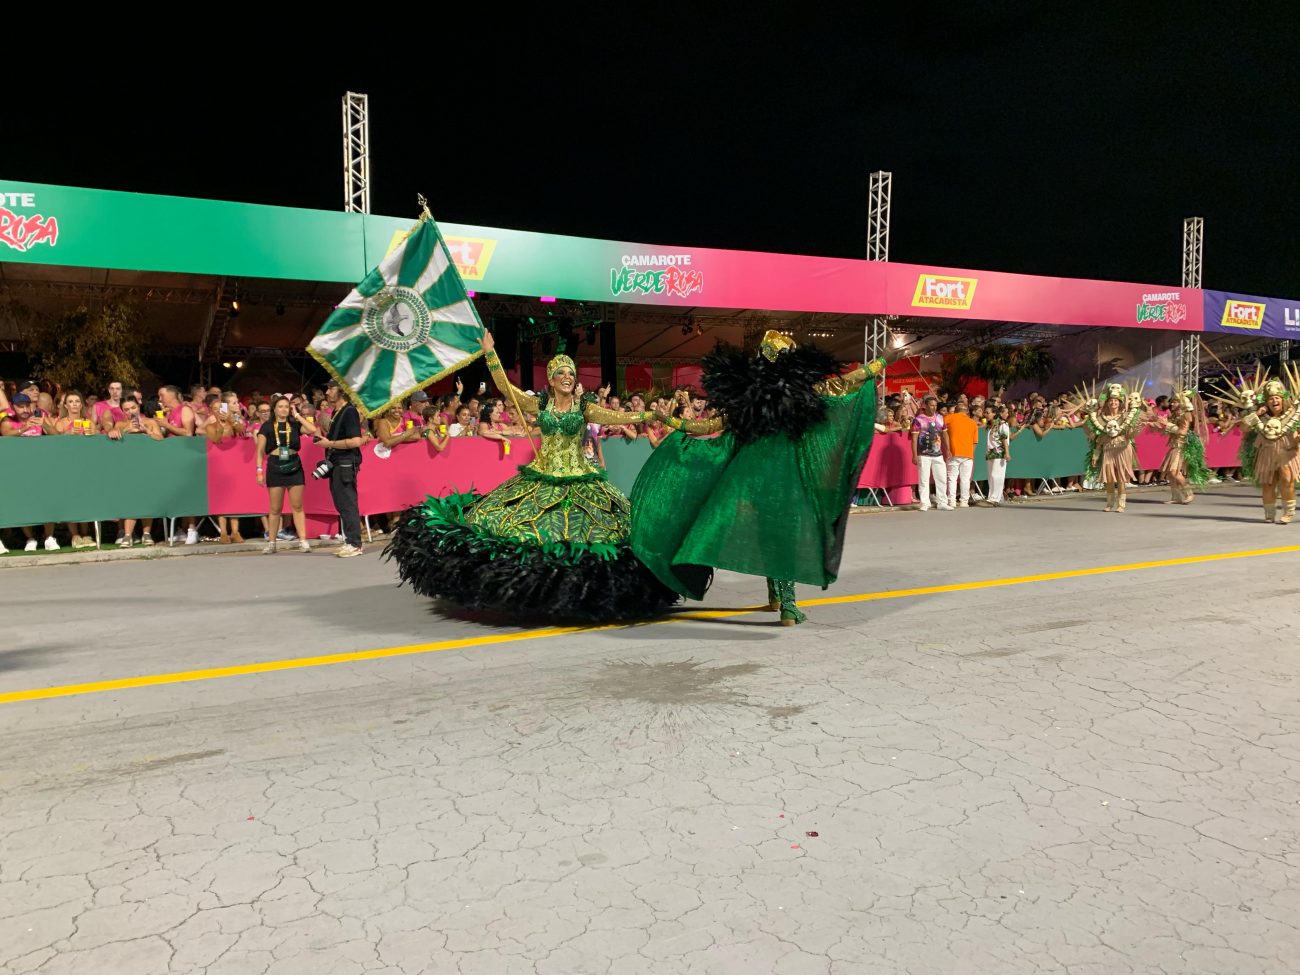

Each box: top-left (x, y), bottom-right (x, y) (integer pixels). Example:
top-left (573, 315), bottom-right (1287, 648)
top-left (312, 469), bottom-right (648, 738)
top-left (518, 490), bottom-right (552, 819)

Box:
top-left (873, 387), bottom-right (1245, 509)
top-left (0, 375), bottom-right (721, 554)
top-left (0, 374), bottom-right (1248, 554)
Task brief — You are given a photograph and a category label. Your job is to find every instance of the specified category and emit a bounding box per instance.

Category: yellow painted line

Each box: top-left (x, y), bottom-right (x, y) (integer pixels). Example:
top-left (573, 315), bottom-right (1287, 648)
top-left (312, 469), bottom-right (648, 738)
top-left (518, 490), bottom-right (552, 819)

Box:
top-left (2, 543), bottom-right (1297, 706)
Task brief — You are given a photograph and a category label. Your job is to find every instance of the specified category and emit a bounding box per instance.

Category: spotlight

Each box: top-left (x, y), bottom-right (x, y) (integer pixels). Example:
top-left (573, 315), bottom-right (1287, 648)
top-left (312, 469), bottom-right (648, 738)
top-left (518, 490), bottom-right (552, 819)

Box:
top-left (235, 361), bottom-right (245, 369)
top-left (222, 361), bottom-right (232, 369)
top-left (539, 296), bottom-right (557, 303)
top-left (466, 290), bottom-right (477, 299)
top-left (891, 334), bottom-right (906, 349)
top-left (275, 303), bottom-right (285, 316)
top-left (231, 298), bottom-right (240, 312)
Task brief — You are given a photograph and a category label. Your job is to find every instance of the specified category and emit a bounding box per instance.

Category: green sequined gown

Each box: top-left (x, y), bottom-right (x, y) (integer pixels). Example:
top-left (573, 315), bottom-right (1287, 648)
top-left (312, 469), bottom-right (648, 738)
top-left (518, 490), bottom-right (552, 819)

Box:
top-left (387, 353), bottom-right (678, 621)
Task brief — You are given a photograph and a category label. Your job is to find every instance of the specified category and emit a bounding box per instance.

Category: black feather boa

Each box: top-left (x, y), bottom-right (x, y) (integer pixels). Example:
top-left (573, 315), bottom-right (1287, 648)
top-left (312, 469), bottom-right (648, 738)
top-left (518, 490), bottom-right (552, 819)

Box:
top-left (384, 496), bottom-right (680, 624)
top-left (701, 343), bottom-right (842, 445)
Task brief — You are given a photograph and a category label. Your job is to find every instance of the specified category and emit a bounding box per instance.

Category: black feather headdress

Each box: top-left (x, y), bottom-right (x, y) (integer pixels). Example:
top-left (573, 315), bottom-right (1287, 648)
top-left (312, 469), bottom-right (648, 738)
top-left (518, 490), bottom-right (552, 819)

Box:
top-left (700, 342), bottom-right (842, 445)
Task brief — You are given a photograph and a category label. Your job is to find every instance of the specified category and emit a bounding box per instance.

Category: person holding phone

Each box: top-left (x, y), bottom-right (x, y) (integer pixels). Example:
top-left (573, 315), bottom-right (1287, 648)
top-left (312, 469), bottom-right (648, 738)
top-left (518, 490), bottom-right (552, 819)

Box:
top-left (255, 396), bottom-right (317, 553)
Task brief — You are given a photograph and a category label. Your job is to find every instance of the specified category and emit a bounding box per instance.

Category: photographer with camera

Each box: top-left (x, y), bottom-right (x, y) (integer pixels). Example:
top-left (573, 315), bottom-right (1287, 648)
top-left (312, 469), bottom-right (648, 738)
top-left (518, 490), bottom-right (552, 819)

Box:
top-left (255, 396), bottom-right (317, 554)
top-left (313, 379), bottom-right (365, 558)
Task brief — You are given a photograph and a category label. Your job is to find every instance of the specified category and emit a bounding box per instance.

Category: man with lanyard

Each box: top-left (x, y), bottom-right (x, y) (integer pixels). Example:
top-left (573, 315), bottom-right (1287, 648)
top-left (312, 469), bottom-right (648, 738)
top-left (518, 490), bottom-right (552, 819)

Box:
top-left (315, 379), bottom-right (365, 558)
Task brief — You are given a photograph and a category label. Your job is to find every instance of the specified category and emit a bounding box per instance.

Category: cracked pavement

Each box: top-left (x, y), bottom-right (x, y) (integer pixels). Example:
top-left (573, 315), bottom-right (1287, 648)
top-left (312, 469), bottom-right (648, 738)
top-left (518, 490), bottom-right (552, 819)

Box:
top-left (1, 485), bottom-right (1298, 973)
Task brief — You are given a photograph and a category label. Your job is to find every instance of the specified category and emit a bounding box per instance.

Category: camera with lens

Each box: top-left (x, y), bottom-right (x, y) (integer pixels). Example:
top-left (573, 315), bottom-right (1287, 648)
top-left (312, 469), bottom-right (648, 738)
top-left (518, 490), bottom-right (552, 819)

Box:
top-left (312, 459), bottom-right (334, 480)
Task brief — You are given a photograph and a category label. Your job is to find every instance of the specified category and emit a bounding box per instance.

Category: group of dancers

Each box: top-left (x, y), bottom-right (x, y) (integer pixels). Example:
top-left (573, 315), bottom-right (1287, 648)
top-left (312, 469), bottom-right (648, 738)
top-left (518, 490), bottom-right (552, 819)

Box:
top-left (388, 331), bottom-right (1300, 627)
top-left (1070, 364), bottom-right (1300, 523)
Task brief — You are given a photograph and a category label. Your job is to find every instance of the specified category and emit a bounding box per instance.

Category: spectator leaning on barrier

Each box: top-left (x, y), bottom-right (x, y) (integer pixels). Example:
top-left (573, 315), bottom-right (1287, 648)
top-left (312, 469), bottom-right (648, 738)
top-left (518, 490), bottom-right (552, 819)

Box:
top-left (316, 379), bottom-right (364, 558)
top-left (448, 404), bottom-right (475, 436)
top-left (155, 385), bottom-right (200, 544)
top-left (106, 398), bottom-right (162, 547)
top-left (911, 394), bottom-right (949, 511)
top-left (94, 381), bottom-right (127, 429)
top-left (1, 393), bottom-right (60, 551)
top-left (56, 390), bottom-right (98, 549)
top-left (943, 400), bottom-right (979, 508)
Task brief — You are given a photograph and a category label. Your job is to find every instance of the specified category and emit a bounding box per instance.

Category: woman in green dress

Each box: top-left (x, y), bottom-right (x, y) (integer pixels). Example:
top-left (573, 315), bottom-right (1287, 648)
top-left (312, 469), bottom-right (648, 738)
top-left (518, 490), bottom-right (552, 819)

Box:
top-left (388, 332), bottom-right (676, 621)
top-left (630, 331), bottom-right (886, 626)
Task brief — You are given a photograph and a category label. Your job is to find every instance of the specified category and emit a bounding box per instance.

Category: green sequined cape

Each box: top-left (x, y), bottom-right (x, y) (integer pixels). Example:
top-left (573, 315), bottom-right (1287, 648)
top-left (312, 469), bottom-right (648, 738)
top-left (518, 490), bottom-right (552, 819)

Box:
top-left (630, 384), bottom-right (878, 600)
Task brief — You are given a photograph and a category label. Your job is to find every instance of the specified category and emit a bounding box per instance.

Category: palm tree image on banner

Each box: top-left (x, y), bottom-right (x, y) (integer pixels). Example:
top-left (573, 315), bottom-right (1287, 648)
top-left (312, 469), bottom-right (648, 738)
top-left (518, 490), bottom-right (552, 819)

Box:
top-left (308, 212), bottom-right (484, 417)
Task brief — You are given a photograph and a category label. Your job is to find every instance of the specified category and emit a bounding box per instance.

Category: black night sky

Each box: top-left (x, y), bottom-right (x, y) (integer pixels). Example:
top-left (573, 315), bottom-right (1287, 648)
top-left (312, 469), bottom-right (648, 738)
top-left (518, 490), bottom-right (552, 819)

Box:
top-left (13, 7), bottom-right (1300, 296)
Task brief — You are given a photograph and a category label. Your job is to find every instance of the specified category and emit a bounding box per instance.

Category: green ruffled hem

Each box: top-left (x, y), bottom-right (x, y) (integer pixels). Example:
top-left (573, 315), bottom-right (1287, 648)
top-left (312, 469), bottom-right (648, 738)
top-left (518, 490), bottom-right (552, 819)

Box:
top-left (515, 465), bottom-right (609, 485)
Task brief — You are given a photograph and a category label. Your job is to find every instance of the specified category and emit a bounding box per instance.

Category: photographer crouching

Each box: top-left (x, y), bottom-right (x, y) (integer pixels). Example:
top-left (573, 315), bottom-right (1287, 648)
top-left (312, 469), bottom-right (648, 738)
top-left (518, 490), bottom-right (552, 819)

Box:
top-left (313, 379), bottom-right (365, 558)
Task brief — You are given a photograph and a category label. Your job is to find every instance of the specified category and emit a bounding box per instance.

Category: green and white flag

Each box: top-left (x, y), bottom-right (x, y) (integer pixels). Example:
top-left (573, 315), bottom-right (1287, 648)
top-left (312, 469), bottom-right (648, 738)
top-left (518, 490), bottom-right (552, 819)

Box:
top-left (308, 216), bottom-right (484, 417)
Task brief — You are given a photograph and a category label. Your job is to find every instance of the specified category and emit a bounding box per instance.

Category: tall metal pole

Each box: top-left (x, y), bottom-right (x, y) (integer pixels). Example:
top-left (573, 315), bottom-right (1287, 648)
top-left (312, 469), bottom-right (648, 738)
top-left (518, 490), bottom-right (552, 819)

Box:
top-left (1177, 216), bottom-right (1203, 389)
top-left (343, 92), bottom-right (371, 214)
top-left (865, 171), bottom-right (892, 363)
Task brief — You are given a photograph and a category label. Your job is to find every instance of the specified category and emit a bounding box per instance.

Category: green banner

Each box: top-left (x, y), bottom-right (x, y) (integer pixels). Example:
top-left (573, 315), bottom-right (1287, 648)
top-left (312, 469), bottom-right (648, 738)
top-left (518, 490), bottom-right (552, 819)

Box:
top-left (603, 437), bottom-right (654, 496)
top-left (0, 437), bottom-right (208, 528)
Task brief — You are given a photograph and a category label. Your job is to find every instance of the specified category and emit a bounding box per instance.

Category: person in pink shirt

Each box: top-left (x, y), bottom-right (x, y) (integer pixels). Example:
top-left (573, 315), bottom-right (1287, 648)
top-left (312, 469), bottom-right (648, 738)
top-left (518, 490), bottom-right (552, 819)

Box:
top-left (94, 380), bottom-right (127, 430)
top-left (1, 394), bottom-right (59, 550)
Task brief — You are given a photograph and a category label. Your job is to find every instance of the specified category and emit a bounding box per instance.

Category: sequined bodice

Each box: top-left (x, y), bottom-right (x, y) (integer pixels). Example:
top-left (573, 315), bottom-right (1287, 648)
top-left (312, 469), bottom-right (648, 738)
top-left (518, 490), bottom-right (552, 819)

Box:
top-left (529, 404), bottom-right (597, 478)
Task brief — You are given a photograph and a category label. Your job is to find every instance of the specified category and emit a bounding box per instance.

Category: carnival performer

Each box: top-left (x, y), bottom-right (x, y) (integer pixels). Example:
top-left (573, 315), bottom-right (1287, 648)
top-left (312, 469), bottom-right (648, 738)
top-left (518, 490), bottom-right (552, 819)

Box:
top-left (629, 331), bottom-right (885, 626)
top-left (387, 331), bottom-right (676, 620)
top-left (1216, 366), bottom-right (1300, 524)
top-left (1147, 388), bottom-right (1210, 505)
top-left (1069, 382), bottom-right (1143, 513)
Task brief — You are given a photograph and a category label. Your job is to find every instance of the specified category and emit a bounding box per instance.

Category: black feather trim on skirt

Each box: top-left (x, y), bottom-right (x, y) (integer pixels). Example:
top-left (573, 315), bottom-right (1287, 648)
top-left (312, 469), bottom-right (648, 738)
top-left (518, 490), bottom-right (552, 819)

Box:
top-left (700, 343), bottom-right (842, 445)
top-left (384, 494), bottom-right (680, 623)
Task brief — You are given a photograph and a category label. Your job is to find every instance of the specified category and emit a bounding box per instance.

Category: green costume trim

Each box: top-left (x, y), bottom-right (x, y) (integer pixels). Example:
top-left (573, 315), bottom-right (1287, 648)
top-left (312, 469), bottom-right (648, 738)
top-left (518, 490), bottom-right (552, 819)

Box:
top-left (1239, 428), bottom-right (1261, 487)
top-left (415, 492), bottom-right (623, 566)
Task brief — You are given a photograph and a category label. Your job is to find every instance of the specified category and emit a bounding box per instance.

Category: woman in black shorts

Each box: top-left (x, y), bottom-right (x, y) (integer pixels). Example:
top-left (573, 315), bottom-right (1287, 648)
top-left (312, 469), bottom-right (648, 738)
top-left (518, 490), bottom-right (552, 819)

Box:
top-left (255, 396), bottom-right (318, 553)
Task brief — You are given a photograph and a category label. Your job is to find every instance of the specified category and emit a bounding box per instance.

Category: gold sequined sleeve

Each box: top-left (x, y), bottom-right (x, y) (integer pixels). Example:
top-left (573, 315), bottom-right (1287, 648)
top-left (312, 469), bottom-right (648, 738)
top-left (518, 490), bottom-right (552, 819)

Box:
top-left (485, 350), bottom-right (539, 414)
top-left (654, 412), bottom-right (726, 435)
top-left (584, 404), bottom-right (654, 427)
top-left (815, 357), bottom-right (887, 397)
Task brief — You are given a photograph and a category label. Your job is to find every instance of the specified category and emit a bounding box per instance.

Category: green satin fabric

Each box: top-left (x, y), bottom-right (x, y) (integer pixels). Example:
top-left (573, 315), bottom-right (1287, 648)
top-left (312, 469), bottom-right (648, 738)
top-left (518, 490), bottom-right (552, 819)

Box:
top-left (630, 383), bottom-right (878, 599)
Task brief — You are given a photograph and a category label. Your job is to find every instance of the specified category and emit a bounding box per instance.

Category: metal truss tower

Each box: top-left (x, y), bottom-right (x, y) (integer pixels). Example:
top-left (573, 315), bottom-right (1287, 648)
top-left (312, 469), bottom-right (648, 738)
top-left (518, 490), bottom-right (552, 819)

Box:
top-left (1176, 217), bottom-right (1204, 389)
top-left (343, 92), bottom-right (371, 214)
top-left (866, 171), bottom-right (893, 362)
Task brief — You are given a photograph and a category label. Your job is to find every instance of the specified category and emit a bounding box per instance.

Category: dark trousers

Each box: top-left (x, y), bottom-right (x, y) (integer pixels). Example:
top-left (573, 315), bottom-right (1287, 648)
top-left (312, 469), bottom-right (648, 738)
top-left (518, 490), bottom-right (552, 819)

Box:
top-left (329, 463), bottom-right (362, 547)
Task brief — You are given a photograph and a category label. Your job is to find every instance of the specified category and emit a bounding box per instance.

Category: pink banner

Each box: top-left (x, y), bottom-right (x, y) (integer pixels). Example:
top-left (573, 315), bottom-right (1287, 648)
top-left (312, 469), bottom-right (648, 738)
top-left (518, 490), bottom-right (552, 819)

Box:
top-left (206, 438), bottom-right (539, 518)
top-left (1134, 427), bottom-right (1241, 469)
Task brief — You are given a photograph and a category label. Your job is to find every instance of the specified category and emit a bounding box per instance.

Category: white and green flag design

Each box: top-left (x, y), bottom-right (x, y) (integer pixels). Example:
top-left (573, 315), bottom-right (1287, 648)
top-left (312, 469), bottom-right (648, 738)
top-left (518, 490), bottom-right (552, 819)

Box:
top-left (308, 217), bottom-right (484, 417)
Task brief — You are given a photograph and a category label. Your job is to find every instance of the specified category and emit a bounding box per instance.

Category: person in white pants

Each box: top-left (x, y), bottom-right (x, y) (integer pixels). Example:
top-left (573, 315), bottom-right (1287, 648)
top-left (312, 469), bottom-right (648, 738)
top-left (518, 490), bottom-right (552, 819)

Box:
top-left (910, 395), bottom-right (950, 510)
top-left (985, 406), bottom-right (1013, 505)
top-left (943, 401), bottom-right (978, 508)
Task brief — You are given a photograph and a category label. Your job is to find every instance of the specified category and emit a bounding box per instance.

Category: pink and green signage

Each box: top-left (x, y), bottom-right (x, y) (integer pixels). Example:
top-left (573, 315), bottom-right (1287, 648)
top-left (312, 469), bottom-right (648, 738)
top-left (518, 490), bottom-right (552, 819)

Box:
top-left (1, 178), bottom-right (1276, 334)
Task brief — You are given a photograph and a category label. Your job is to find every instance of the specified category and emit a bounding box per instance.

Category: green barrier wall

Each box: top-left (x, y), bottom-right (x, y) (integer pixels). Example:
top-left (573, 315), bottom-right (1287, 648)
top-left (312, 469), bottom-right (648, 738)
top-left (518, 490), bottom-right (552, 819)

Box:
top-left (602, 438), bottom-right (654, 496)
top-left (0, 430), bottom-right (1091, 529)
top-left (0, 438), bottom-right (208, 528)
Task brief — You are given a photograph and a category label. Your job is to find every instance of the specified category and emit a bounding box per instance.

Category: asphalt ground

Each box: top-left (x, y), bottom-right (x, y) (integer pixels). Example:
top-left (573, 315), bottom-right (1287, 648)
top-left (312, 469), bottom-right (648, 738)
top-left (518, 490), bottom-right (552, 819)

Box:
top-left (1, 484), bottom-right (1297, 974)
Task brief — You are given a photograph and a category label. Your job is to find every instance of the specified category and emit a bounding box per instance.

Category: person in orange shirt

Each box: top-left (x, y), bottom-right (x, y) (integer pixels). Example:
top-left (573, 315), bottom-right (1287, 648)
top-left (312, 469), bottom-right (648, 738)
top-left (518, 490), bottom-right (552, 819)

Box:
top-left (943, 401), bottom-right (980, 508)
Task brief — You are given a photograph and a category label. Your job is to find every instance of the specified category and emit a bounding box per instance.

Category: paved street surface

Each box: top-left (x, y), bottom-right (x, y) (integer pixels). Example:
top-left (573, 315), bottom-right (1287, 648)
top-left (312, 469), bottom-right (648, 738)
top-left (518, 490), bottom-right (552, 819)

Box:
top-left (2, 485), bottom-right (1298, 974)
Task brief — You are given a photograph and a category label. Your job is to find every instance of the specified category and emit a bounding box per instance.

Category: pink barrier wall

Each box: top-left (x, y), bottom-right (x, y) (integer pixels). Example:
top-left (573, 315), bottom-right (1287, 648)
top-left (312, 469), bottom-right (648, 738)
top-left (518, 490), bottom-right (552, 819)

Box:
top-left (206, 438), bottom-right (540, 519)
top-left (1135, 428), bottom-right (1242, 469)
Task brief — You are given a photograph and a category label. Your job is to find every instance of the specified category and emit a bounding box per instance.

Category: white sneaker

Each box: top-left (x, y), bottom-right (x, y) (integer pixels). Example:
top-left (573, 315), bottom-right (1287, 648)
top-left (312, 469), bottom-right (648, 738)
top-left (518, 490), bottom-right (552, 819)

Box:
top-left (141, 533), bottom-right (154, 547)
top-left (24, 538), bottom-right (37, 552)
top-left (185, 528), bottom-right (199, 546)
top-left (44, 536), bottom-right (60, 551)
top-left (333, 533), bottom-right (345, 541)
top-left (298, 539), bottom-right (311, 553)
top-left (957, 500), bottom-right (969, 508)
top-left (335, 544), bottom-right (363, 558)
top-left (0, 539), bottom-right (7, 554)
top-left (261, 541), bottom-right (277, 555)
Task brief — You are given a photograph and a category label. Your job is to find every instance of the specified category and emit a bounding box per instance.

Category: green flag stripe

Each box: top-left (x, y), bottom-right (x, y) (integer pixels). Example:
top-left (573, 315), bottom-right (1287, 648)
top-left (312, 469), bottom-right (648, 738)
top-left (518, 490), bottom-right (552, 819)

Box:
top-left (404, 343), bottom-right (446, 384)
top-left (356, 267), bottom-right (387, 298)
top-left (321, 332), bottom-right (376, 374)
top-left (314, 307), bottom-right (362, 337)
top-left (358, 349), bottom-right (398, 409)
top-left (421, 267), bottom-right (472, 318)
top-left (428, 321), bottom-right (486, 355)
top-left (396, 222), bottom-right (438, 289)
